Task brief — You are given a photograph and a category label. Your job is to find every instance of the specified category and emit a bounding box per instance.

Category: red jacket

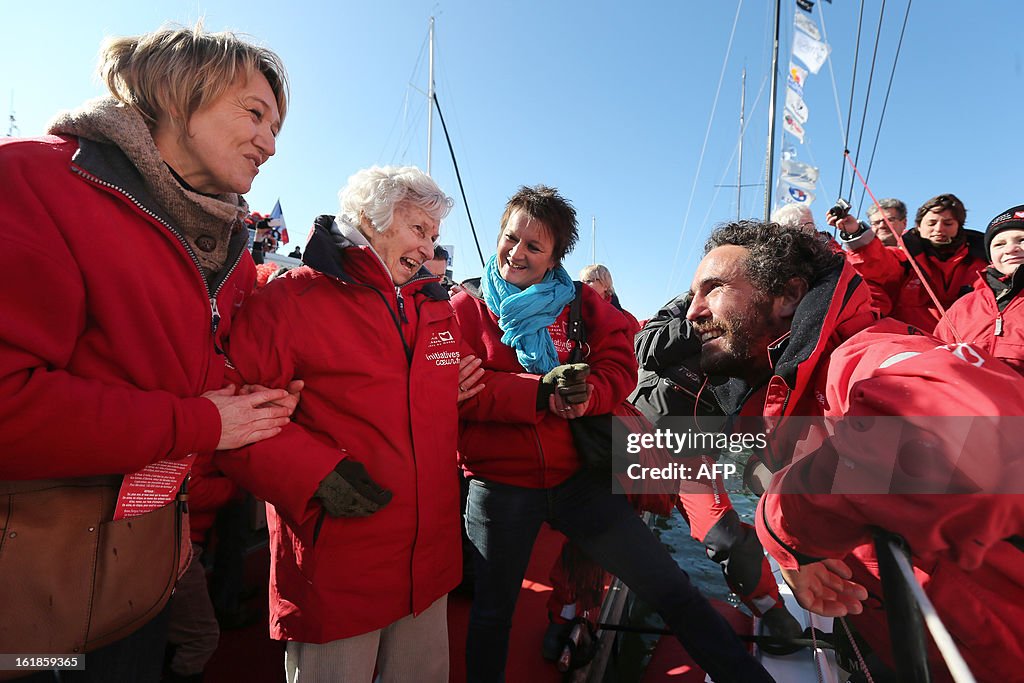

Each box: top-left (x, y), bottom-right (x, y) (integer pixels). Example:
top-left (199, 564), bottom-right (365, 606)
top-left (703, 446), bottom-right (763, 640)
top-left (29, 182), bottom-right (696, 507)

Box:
top-left (933, 268), bottom-right (1024, 377)
top-left (452, 281), bottom-right (638, 488)
top-left (216, 216), bottom-right (462, 643)
top-left (0, 135), bottom-right (248, 479)
top-left (844, 228), bottom-right (986, 333)
top-left (741, 260), bottom-right (1024, 682)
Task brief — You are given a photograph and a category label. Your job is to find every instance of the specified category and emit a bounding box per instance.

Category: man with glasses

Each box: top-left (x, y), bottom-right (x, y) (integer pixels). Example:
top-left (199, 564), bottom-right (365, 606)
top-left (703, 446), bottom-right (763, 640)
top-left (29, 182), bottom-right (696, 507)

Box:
top-left (865, 197), bottom-right (907, 247)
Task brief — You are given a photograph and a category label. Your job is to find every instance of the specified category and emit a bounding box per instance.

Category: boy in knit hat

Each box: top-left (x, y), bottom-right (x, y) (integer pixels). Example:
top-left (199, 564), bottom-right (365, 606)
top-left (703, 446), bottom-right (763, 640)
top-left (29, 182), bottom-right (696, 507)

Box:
top-left (933, 204), bottom-right (1024, 375)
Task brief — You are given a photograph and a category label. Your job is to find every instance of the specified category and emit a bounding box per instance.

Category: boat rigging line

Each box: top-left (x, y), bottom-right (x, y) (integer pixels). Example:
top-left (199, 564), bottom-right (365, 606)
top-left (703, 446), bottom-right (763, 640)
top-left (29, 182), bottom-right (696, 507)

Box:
top-left (846, 0), bottom-right (889, 202)
top-left (665, 0), bottom-right (746, 300)
top-left (856, 0), bottom-right (914, 212)
top-left (431, 91), bottom-right (485, 268)
top-left (836, 0), bottom-right (868, 201)
top-left (763, 0), bottom-right (781, 221)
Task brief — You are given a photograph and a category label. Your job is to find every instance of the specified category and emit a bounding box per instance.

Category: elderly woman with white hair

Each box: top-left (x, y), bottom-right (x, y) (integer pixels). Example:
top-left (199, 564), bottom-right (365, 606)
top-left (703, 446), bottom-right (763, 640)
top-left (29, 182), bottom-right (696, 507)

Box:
top-left (217, 166), bottom-right (484, 682)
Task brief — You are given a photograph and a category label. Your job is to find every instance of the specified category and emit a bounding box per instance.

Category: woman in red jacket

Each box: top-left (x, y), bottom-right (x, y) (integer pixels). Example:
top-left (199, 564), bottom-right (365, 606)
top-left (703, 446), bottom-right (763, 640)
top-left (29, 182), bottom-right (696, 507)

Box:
top-left (0, 25), bottom-right (296, 682)
top-left (217, 166), bottom-right (484, 683)
top-left (934, 204), bottom-right (1024, 375)
top-left (452, 185), bottom-right (773, 683)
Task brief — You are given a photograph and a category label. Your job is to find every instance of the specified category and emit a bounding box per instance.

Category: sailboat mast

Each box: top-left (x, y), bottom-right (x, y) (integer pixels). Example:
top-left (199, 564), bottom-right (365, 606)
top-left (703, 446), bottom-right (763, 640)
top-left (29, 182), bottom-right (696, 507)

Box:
top-left (427, 17), bottom-right (435, 175)
top-left (737, 68), bottom-right (746, 221)
top-left (591, 216), bottom-right (596, 263)
top-left (763, 0), bottom-right (781, 220)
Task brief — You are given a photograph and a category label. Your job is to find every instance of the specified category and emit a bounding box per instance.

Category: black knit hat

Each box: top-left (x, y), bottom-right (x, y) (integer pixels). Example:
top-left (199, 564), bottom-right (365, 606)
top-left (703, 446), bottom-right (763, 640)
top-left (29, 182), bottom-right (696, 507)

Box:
top-left (985, 204), bottom-right (1024, 258)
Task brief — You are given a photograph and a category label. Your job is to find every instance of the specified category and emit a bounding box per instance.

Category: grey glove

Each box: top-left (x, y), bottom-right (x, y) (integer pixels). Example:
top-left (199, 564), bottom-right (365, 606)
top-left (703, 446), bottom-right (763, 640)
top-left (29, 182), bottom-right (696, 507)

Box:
top-left (315, 459), bottom-right (392, 518)
top-left (541, 363), bottom-right (591, 404)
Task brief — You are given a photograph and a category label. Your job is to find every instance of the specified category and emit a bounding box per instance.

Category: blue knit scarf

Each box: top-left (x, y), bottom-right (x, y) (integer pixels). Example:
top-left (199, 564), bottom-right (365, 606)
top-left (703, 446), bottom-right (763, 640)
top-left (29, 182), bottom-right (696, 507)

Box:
top-left (481, 254), bottom-right (575, 374)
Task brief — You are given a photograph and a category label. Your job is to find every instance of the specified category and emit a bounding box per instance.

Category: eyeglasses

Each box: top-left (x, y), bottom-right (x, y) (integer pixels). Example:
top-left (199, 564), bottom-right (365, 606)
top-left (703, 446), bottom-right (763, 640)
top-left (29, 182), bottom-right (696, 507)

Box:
top-left (870, 216), bottom-right (904, 227)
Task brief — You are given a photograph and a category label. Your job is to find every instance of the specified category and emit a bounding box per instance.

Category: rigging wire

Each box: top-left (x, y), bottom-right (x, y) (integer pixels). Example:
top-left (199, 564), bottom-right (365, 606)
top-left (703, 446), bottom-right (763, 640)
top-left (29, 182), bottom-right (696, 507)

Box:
top-left (665, 0), bottom-right (745, 299)
top-left (818, 2), bottom-right (850, 161)
top-left (846, 0), bottom-right (887, 203)
top-left (857, 0), bottom-right (914, 211)
top-left (380, 30), bottom-right (431, 164)
top-left (432, 92), bottom-right (486, 268)
top-left (837, 0), bottom-right (867, 198)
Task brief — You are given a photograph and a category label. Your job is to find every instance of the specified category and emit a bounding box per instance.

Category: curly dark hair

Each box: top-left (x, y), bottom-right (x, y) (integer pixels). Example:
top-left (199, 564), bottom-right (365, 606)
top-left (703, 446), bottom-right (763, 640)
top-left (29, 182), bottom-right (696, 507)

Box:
top-left (499, 185), bottom-right (579, 263)
top-left (913, 193), bottom-right (966, 229)
top-left (703, 220), bottom-right (842, 296)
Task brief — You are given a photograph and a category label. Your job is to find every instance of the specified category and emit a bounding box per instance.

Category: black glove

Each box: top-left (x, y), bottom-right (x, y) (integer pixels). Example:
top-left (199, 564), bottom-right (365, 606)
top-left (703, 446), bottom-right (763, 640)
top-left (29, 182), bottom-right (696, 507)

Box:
top-left (315, 459), bottom-right (393, 518)
top-left (541, 363), bottom-right (591, 404)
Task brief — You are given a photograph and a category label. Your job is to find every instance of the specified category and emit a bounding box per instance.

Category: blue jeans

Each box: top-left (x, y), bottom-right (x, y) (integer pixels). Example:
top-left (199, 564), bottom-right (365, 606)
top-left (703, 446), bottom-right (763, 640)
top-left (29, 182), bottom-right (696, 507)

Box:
top-left (464, 472), bottom-right (774, 683)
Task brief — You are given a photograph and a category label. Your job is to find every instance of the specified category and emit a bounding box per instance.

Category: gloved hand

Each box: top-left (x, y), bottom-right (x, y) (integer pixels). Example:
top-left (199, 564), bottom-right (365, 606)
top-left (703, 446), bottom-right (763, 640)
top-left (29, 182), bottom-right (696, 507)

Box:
top-left (315, 459), bottom-right (393, 518)
top-left (541, 363), bottom-right (591, 404)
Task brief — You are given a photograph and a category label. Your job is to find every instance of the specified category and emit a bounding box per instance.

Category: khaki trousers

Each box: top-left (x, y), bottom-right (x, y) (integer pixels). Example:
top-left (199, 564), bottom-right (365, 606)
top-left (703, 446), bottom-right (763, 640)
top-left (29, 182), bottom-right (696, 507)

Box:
top-left (284, 594), bottom-right (448, 683)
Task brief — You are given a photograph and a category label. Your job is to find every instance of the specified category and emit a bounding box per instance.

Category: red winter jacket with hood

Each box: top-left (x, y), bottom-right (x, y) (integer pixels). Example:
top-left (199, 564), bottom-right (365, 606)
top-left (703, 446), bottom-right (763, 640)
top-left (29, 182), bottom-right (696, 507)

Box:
top-left (0, 130), bottom-right (253, 652)
top-left (843, 227), bottom-right (986, 333)
top-left (216, 215), bottom-right (462, 643)
top-left (722, 259), bottom-right (1024, 682)
top-left (451, 281), bottom-right (638, 488)
top-left (933, 266), bottom-right (1024, 377)
top-left (0, 135), bottom-right (248, 479)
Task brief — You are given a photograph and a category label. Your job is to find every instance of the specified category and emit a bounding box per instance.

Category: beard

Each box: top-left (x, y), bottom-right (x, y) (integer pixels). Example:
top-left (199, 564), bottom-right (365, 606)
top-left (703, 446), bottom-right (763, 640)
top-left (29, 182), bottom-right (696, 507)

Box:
top-left (693, 296), bottom-right (778, 380)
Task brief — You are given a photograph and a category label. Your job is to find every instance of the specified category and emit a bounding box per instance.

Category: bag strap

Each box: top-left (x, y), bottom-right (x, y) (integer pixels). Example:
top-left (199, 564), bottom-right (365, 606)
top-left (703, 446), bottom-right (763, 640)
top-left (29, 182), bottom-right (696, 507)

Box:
top-left (567, 281), bottom-right (587, 363)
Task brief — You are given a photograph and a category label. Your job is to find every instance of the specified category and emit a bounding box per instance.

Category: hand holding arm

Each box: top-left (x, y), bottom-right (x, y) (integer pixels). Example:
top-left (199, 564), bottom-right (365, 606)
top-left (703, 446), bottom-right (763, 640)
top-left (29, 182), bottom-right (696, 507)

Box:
top-left (204, 385), bottom-right (296, 450)
top-left (457, 354), bottom-right (485, 403)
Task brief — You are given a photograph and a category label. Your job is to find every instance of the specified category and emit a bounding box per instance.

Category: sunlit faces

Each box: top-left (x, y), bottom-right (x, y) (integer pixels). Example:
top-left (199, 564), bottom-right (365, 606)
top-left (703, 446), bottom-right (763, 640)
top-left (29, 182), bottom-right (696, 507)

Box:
top-left (685, 245), bottom-right (787, 382)
top-left (990, 228), bottom-right (1024, 277)
top-left (869, 210), bottom-right (907, 247)
top-left (497, 210), bottom-right (559, 288)
top-left (917, 208), bottom-right (960, 247)
top-left (366, 201), bottom-right (439, 285)
top-left (154, 68), bottom-right (280, 195)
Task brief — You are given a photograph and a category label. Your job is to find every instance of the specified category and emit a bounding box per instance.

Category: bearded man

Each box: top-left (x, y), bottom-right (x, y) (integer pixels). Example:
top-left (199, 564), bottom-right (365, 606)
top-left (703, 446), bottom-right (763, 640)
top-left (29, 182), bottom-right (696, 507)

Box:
top-left (685, 219), bottom-right (1024, 683)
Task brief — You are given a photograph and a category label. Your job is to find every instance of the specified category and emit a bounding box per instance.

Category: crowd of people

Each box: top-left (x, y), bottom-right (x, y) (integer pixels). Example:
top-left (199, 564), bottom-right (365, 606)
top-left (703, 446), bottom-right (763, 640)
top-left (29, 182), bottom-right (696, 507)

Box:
top-left (1, 20), bottom-right (1022, 683)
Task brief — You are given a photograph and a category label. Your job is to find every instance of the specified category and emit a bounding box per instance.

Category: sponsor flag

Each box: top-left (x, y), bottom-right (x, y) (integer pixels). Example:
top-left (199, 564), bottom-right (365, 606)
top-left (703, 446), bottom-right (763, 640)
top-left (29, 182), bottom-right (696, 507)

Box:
top-left (794, 12), bottom-right (821, 40)
top-left (796, 0), bottom-right (814, 12)
top-left (780, 158), bottom-right (820, 189)
top-left (788, 62), bottom-right (807, 97)
top-left (778, 179), bottom-right (816, 206)
top-left (268, 199), bottom-right (289, 244)
top-left (783, 111), bottom-right (806, 143)
top-left (793, 30), bottom-right (831, 74)
top-left (785, 87), bottom-right (809, 125)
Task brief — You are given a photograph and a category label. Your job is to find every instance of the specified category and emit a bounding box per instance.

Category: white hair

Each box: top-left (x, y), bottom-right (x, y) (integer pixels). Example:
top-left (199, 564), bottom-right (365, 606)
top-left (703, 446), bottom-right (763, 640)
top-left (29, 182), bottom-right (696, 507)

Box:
top-left (338, 165), bottom-right (453, 233)
top-left (770, 204), bottom-right (816, 233)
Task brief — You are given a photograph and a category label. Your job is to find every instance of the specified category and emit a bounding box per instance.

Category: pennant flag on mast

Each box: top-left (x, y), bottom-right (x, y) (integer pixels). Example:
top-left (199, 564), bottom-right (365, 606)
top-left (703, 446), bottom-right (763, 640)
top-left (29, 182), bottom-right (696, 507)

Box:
top-left (794, 12), bottom-right (821, 40)
top-left (785, 87), bottom-right (809, 125)
top-left (787, 62), bottom-right (808, 96)
top-left (796, 0), bottom-right (814, 12)
top-left (268, 199), bottom-right (289, 245)
top-left (792, 29), bottom-right (831, 74)
top-left (780, 158), bottom-right (820, 189)
top-left (782, 112), bottom-right (806, 143)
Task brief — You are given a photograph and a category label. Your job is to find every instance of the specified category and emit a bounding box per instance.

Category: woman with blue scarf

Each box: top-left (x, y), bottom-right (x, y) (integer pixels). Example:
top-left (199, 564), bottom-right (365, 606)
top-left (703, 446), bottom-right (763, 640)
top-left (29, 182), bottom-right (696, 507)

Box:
top-left (450, 185), bottom-right (774, 683)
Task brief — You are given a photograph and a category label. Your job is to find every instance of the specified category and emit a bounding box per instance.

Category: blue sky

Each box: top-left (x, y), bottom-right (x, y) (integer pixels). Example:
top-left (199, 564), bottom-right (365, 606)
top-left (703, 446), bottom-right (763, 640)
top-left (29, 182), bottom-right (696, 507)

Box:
top-left (5, 1), bottom-right (1024, 319)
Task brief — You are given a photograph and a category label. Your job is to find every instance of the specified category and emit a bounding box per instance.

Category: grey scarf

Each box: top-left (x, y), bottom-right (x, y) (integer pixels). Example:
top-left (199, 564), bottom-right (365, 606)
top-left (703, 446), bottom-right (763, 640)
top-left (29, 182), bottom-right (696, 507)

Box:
top-left (48, 97), bottom-right (248, 275)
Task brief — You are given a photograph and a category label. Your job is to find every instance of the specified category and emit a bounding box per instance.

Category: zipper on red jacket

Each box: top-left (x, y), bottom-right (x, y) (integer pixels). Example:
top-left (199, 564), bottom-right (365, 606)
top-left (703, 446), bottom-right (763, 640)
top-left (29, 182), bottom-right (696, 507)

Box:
top-left (995, 314), bottom-right (1004, 337)
top-left (72, 166), bottom-right (245, 346)
top-left (396, 286), bottom-right (409, 323)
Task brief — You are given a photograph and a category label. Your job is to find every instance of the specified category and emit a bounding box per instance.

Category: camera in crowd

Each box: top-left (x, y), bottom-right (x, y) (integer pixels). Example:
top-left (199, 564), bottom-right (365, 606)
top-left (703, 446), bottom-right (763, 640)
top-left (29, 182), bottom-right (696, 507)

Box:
top-left (827, 198), bottom-right (851, 221)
